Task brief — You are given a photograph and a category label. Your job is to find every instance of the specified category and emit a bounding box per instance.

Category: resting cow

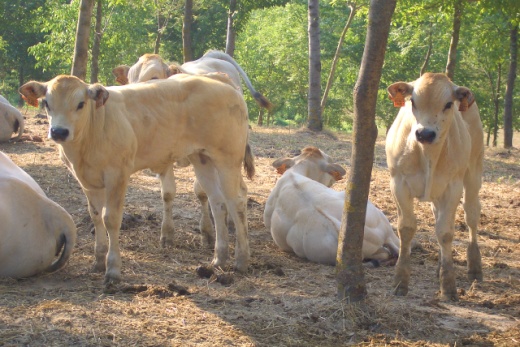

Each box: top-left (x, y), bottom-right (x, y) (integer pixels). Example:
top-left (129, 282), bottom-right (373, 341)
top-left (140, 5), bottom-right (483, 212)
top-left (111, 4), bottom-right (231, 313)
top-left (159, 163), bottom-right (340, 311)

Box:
top-left (263, 147), bottom-right (400, 265)
top-left (0, 95), bottom-right (24, 142)
top-left (19, 73), bottom-right (252, 284)
top-left (0, 151), bottom-right (76, 278)
top-left (386, 72), bottom-right (483, 301)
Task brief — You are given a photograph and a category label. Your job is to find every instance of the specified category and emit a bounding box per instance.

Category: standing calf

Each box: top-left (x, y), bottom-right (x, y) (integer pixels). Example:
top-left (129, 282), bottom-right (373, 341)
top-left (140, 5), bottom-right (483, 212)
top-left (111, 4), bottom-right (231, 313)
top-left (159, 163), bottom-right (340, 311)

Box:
top-left (0, 151), bottom-right (76, 278)
top-left (264, 147), bottom-right (400, 265)
top-left (386, 73), bottom-right (483, 301)
top-left (20, 73), bottom-right (252, 284)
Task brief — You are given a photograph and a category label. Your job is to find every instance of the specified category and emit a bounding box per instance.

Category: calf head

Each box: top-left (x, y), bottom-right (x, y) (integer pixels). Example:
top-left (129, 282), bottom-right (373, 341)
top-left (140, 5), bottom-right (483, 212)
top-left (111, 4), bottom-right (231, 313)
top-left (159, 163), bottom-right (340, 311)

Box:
top-left (388, 73), bottom-right (474, 145)
top-left (272, 146), bottom-right (346, 187)
top-left (120, 54), bottom-right (181, 84)
top-left (19, 75), bottom-right (109, 142)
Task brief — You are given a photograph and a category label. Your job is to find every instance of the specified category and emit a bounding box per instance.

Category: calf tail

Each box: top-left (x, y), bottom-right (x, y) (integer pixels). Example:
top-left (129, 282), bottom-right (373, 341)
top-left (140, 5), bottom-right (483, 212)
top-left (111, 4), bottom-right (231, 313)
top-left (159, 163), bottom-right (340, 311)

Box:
top-left (47, 229), bottom-right (76, 273)
top-left (244, 142), bottom-right (255, 180)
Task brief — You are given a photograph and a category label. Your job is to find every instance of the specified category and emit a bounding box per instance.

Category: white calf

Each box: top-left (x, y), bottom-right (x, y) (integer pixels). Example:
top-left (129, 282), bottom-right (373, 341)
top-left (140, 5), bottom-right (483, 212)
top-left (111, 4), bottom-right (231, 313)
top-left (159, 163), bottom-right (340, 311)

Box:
top-left (0, 95), bottom-right (24, 141)
top-left (264, 147), bottom-right (400, 265)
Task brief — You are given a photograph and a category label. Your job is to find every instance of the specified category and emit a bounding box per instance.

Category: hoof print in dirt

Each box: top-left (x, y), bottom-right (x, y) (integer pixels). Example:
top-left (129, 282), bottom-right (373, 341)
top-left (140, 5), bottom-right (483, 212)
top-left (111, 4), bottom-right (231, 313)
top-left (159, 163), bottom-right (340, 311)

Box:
top-left (196, 265), bottom-right (215, 278)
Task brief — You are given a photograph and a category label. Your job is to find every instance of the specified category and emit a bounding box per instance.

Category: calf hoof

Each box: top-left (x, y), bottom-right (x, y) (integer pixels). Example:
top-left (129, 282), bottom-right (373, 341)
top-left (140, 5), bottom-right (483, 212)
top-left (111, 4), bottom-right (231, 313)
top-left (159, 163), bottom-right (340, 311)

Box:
top-left (439, 290), bottom-right (459, 302)
top-left (92, 261), bottom-right (106, 273)
top-left (468, 270), bottom-right (483, 282)
top-left (393, 284), bottom-right (409, 297)
top-left (103, 272), bottom-right (121, 285)
top-left (160, 236), bottom-right (174, 248)
top-left (234, 260), bottom-right (249, 274)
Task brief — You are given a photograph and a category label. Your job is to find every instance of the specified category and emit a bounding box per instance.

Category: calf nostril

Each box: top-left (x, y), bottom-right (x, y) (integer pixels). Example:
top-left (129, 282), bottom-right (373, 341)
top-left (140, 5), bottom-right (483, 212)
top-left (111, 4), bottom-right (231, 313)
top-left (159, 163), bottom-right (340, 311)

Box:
top-left (50, 127), bottom-right (69, 141)
top-left (415, 129), bottom-right (436, 144)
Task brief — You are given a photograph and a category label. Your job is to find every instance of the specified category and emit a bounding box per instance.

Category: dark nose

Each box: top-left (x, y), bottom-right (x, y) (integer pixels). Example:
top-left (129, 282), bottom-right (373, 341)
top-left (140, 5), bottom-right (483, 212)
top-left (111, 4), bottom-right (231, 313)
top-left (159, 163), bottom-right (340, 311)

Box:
top-left (415, 129), bottom-right (436, 144)
top-left (50, 127), bottom-right (69, 141)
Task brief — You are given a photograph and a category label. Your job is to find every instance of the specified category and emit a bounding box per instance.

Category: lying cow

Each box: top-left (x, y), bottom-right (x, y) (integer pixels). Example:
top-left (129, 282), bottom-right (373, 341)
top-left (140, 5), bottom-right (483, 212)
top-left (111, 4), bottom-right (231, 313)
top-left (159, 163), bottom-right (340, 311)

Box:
top-left (263, 147), bottom-right (400, 265)
top-left (0, 95), bottom-right (24, 142)
top-left (113, 51), bottom-right (264, 244)
top-left (0, 151), bottom-right (76, 278)
top-left (19, 73), bottom-right (252, 284)
top-left (386, 72), bottom-right (483, 301)
top-left (112, 50), bottom-right (273, 110)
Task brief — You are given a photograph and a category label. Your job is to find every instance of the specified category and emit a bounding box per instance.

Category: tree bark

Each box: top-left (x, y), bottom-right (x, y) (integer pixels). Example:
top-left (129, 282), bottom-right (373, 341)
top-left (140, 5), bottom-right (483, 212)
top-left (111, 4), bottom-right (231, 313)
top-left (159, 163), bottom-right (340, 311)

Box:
top-left (420, 22), bottom-right (433, 76)
top-left (225, 0), bottom-right (237, 57)
top-left (336, 0), bottom-right (397, 302)
top-left (445, 0), bottom-right (463, 80)
top-left (71, 0), bottom-right (94, 80)
top-left (307, 0), bottom-right (322, 132)
top-left (493, 64), bottom-right (502, 147)
top-left (321, 3), bottom-right (357, 116)
top-left (183, 0), bottom-right (194, 62)
top-left (503, 24), bottom-right (518, 148)
top-left (90, 0), bottom-right (102, 83)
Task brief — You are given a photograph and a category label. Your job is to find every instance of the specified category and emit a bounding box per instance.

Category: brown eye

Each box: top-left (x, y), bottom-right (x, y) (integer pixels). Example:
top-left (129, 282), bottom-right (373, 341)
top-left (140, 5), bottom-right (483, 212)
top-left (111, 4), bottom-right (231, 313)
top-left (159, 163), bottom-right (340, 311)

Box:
top-left (444, 102), bottom-right (453, 111)
top-left (77, 101), bottom-right (85, 110)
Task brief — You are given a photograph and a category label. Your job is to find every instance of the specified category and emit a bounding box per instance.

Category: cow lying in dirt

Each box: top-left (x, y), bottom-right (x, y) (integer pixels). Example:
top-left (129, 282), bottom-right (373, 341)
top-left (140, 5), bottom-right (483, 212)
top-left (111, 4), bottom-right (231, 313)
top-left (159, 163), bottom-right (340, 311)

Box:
top-left (386, 72), bottom-right (483, 301)
top-left (0, 95), bottom-right (24, 142)
top-left (0, 151), bottom-right (76, 278)
top-left (19, 73), bottom-right (252, 284)
top-left (263, 147), bottom-right (400, 265)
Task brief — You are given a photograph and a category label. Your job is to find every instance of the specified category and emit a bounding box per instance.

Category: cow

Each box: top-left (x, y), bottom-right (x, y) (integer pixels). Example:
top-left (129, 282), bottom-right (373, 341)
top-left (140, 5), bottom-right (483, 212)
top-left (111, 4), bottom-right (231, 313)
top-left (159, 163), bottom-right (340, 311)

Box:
top-left (0, 95), bottom-right (24, 142)
top-left (263, 147), bottom-right (400, 265)
top-left (113, 51), bottom-right (266, 244)
top-left (0, 151), bottom-right (76, 278)
top-left (385, 72), bottom-right (484, 301)
top-left (112, 50), bottom-right (273, 111)
top-left (19, 73), bottom-right (252, 284)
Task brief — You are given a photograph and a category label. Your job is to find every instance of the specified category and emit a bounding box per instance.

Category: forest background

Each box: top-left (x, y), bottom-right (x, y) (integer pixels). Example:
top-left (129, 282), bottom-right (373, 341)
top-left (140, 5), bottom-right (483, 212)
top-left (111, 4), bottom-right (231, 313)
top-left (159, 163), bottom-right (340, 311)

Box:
top-left (0, 0), bottom-right (518, 147)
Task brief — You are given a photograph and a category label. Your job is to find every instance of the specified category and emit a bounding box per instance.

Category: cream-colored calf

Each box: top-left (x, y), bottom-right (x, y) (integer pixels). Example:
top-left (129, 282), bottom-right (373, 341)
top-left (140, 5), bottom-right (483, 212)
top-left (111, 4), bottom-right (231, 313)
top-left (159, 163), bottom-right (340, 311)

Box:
top-left (0, 95), bottom-right (24, 142)
top-left (20, 73), bottom-right (252, 284)
top-left (386, 73), bottom-right (483, 301)
top-left (0, 151), bottom-right (76, 278)
top-left (264, 147), bottom-right (400, 265)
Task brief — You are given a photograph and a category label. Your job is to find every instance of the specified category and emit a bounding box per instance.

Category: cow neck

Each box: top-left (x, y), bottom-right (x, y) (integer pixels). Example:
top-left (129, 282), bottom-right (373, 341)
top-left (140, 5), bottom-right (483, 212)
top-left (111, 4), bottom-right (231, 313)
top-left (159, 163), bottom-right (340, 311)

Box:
top-left (416, 131), bottom-right (446, 202)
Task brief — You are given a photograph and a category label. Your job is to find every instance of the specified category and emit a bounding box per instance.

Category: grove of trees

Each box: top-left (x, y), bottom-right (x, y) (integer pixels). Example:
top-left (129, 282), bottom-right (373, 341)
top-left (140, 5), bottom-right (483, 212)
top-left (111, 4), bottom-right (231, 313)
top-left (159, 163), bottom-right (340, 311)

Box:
top-left (0, 0), bottom-right (517, 147)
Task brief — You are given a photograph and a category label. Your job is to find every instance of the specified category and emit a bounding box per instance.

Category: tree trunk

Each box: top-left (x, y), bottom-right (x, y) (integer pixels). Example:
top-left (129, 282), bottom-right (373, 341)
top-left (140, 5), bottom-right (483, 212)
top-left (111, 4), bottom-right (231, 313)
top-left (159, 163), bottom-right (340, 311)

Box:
top-left (336, 0), bottom-right (397, 302)
top-left (90, 0), bottom-right (102, 83)
top-left (71, 0), bottom-right (94, 80)
top-left (257, 108), bottom-right (264, 126)
top-left (321, 3), bottom-right (357, 115)
top-left (225, 0), bottom-right (237, 57)
top-left (307, 0), bottom-right (322, 132)
top-left (420, 22), bottom-right (433, 76)
top-left (445, 0), bottom-right (463, 80)
top-left (183, 0), bottom-right (194, 62)
top-left (493, 64), bottom-right (502, 147)
top-left (503, 23), bottom-right (518, 148)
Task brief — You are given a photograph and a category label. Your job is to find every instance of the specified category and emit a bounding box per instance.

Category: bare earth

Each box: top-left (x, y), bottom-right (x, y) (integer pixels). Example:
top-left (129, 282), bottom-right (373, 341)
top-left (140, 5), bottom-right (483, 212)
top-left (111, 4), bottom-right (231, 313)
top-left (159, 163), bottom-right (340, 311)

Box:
top-left (0, 111), bottom-right (519, 347)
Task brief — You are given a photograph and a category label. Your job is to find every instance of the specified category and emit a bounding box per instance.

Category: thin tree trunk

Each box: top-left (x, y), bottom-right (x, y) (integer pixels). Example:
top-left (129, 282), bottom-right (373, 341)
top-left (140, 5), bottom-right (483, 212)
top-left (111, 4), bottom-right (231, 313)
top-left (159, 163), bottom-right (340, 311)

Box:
top-left (183, 0), bottom-right (193, 62)
top-left (90, 0), bottom-right (102, 83)
top-left (71, 0), bottom-right (94, 80)
top-left (503, 24), bottom-right (518, 148)
top-left (321, 3), bottom-right (357, 114)
top-left (225, 0), bottom-right (237, 57)
top-left (420, 22), bottom-right (433, 76)
top-left (493, 64), bottom-right (502, 147)
top-left (257, 108), bottom-right (264, 126)
top-left (336, 0), bottom-right (397, 302)
top-left (307, 0), bottom-right (322, 132)
top-left (445, 0), bottom-right (463, 80)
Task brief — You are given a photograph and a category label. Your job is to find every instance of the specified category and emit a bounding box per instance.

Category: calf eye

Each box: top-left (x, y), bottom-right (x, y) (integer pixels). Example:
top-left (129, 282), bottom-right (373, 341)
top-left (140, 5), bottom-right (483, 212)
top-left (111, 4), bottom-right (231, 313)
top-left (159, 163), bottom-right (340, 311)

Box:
top-left (77, 101), bottom-right (85, 110)
top-left (42, 99), bottom-right (50, 111)
top-left (444, 102), bottom-right (453, 111)
top-left (411, 98), bottom-right (416, 109)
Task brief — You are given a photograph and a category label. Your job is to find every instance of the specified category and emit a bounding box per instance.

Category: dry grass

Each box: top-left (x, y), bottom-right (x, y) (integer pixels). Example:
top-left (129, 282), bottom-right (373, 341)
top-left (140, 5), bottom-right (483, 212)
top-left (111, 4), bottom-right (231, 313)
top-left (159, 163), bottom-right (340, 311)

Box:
top-left (0, 111), bottom-right (519, 347)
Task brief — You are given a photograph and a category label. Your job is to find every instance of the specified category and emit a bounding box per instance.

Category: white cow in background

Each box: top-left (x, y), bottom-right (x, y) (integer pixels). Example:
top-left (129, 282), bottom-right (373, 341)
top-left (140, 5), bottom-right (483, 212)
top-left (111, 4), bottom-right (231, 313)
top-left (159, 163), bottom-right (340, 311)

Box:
top-left (386, 72), bottom-right (483, 301)
top-left (263, 147), bottom-right (400, 265)
top-left (0, 151), bottom-right (76, 278)
top-left (0, 95), bottom-right (24, 142)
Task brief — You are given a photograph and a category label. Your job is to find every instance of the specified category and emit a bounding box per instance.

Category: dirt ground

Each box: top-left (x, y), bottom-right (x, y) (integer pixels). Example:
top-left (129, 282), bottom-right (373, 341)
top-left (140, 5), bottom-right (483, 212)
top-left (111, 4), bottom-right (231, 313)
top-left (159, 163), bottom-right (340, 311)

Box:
top-left (0, 111), bottom-right (519, 347)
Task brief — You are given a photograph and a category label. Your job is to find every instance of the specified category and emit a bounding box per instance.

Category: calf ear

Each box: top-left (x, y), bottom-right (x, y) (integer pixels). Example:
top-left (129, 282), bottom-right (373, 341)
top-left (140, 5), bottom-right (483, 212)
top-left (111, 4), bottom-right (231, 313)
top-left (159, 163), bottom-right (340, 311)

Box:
top-left (387, 82), bottom-right (413, 107)
top-left (167, 63), bottom-right (183, 76)
top-left (87, 84), bottom-right (109, 109)
top-left (112, 65), bottom-right (130, 85)
top-left (19, 81), bottom-right (47, 107)
top-left (325, 163), bottom-right (346, 181)
top-left (272, 158), bottom-right (295, 175)
top-left (454, 86), bottom-right (474, 112)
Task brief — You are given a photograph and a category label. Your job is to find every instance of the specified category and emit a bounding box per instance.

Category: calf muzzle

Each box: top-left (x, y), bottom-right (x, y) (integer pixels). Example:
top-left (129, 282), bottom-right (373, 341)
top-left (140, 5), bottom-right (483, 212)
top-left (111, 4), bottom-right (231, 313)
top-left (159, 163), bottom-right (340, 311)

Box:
top-left (50, 127), bottom-right (69, 142)
top-left (415, 129), bottom-right (436, 144)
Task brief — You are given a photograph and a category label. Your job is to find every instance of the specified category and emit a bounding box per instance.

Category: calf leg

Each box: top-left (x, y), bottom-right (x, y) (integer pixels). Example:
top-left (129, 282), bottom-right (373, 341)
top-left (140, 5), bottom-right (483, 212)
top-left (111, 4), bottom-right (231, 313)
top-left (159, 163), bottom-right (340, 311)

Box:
top-left (392, 180), bottom-right (416, 296)
top-left (463, 169), bottom-right (483, 282)
top-left (159, 164), bottom-right (176, 247)
top-left (194, 179), bottom-right (215, 247)
top-left (84, 188), bottom-right (108, 273)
